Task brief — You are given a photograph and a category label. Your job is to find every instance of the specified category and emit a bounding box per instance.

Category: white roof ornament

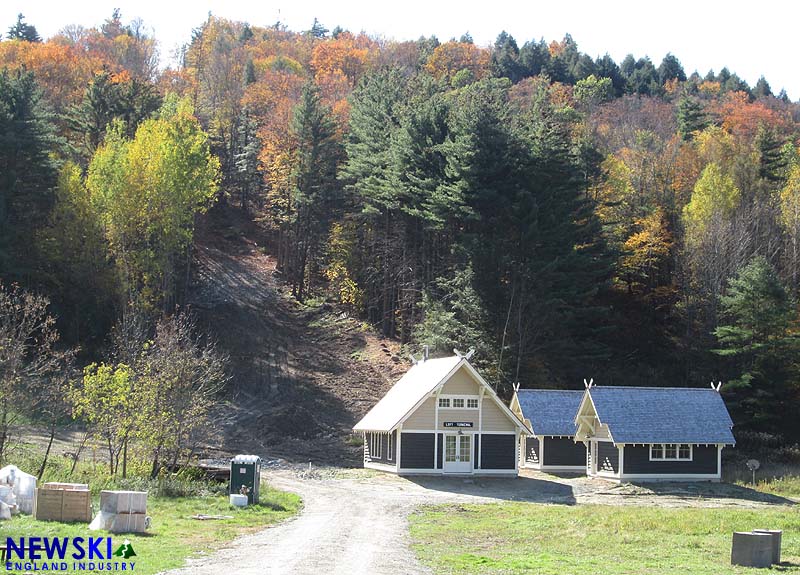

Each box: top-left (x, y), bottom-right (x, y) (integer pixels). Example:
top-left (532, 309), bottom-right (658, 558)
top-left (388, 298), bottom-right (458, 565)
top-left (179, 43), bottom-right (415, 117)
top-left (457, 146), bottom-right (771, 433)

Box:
top-left (453, 348), bottom-right (464, 358)
top-left (465, 348), bottom-right (475, 360)
top-left (409, 354), bottom-right (418, 365)
top-left (513, 382), bottom-right (521, 393)
top-left (423, 345), bottom-right (429, 362)
top-left (583, 378), bottom-right (594, 389)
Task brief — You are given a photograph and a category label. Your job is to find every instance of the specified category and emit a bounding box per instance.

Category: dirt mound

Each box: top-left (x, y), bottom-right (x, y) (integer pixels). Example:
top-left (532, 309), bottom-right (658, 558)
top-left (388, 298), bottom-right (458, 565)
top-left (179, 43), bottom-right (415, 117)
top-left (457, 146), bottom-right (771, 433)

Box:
top-left (189, 206), bottom-right (405, 465)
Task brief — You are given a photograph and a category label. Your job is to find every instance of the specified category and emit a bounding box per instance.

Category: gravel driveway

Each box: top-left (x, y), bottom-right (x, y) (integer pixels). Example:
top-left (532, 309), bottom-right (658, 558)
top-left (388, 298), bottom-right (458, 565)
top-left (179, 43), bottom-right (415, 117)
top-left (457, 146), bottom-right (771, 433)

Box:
top-left (163, 467), bottom-right (794, 575)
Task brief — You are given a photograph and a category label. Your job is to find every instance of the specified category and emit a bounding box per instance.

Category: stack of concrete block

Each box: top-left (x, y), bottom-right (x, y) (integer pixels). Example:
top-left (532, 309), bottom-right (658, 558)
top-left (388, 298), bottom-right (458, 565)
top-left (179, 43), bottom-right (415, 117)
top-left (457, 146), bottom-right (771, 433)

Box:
top-left (731, 530), bottom-right (783, 568)
top-left (89, 490), bottom-right (148, 533)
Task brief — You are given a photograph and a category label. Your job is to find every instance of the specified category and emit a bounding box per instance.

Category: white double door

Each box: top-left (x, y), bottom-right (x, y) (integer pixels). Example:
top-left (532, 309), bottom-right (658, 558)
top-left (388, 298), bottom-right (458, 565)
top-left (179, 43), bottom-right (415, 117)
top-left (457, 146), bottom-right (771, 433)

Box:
top-left (443, 433), bottom-right (472, 473)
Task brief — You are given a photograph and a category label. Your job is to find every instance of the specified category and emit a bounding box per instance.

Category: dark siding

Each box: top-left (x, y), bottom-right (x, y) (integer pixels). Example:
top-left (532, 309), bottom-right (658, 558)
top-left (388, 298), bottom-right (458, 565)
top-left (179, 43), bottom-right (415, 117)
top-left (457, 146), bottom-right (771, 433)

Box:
top-left (481, 434), bottom-right (516, 470)
top-left (364, 431), bottom-right (396, 465)
top-left (400, 432), bottom-right (435, 469)
top-left (542, 437), bottom-right (586, 467)
top-left (597, 441), bottom-right (619, 474)
top-left (436, 434), bottom-right (443, 469)
top-left (525, 436), bottom-right (540, 464)
top-left (623, 445), bottom-right (718, 475)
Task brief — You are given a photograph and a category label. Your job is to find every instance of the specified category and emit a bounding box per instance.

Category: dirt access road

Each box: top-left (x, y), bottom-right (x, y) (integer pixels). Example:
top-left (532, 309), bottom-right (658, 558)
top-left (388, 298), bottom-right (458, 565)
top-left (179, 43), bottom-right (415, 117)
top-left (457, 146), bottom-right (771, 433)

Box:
top-left (164, 468), bottom-right (794, 575)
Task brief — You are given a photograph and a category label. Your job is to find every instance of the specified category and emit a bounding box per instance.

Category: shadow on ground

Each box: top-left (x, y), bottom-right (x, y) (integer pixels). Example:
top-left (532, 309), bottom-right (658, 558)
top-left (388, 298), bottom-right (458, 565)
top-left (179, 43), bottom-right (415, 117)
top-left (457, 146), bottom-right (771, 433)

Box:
top-left (625, 481), bottom-right (796, 506)
top-left (405, 475), bottom-right (577, 504)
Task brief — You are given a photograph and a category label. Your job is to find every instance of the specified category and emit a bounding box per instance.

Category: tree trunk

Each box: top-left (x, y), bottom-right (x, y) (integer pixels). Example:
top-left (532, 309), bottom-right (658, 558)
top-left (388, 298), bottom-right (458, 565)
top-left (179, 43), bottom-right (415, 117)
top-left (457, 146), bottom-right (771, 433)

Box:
top-left (37, 422), bottom-right (57, 480)
top-left (0, 406), bottom-right (8, 465)
top-left (150, 445), bottom-right (162, 479)
top-left (382, 210), bottom-right (392, 337)
top-left (122, 438), bottom-right (128, 479)
top-left (107, 438), bottom-right (115, 475)
top-left (70, 432), bottom-right (90, 475)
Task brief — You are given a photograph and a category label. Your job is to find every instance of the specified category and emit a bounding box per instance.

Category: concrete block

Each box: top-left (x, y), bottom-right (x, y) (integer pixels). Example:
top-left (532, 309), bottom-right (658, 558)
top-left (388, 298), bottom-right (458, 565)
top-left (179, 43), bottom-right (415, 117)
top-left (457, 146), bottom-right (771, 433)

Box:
top-left (230, 494), bottom-right (248, 507)
top-left (753, 529), bottom-right (782, 564)
top-left (100, 491), bottom-right (147, 514)
top-left (731, 532), bottom-right (773, 568)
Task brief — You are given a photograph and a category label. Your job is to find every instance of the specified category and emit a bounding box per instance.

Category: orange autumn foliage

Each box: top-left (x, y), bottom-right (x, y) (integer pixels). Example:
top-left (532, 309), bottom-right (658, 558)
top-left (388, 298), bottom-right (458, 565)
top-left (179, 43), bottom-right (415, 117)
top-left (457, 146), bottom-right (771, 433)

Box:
top-left (310, 32), bottom-right (376, 87)
top-left (425, 41), bottom-right (490, 82)
top-left (0, 40), bottom-right (103, 112)
top-left (713, 91), bottom-right (792, 139)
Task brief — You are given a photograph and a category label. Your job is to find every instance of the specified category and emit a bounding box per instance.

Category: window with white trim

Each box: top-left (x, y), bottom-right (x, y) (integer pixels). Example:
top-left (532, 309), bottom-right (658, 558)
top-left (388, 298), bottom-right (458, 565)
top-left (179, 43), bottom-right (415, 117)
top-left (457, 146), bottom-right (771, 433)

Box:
top-left (387, 433), bottom-right (394, 461)
top-left (369, 433), bottom-right (382, 459)
top-left (649, 443), bottom-right (692, 461)
top-left (437, 395), bottom-right (480, 409)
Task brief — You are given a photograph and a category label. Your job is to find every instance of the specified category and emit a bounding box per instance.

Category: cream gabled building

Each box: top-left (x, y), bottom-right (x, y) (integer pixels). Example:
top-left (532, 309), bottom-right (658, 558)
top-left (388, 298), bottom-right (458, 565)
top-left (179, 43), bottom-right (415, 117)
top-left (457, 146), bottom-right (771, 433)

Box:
top-left (353, 354), bottom-right (529, 475)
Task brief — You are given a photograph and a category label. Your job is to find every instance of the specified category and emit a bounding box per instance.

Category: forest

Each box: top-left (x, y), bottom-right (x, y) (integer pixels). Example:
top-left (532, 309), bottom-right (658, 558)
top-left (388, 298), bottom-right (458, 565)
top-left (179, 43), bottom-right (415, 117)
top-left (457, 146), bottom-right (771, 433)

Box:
top-left (1, 9), bottom-right (799, 465)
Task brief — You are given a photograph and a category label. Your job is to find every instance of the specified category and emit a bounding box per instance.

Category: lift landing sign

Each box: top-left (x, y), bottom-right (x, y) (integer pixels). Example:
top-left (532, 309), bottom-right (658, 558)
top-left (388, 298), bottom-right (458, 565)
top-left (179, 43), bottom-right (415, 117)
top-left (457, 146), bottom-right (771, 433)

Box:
top-left (3, 536), bottom-right (138, 572)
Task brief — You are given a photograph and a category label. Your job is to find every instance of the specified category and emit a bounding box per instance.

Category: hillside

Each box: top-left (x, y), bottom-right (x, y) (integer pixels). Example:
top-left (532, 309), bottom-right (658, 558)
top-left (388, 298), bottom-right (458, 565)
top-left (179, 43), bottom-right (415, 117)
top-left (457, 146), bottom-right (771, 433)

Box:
top-left (2, 10), bottom-right (800, 460)
top-left (189, 206), bottom-right (405, 465)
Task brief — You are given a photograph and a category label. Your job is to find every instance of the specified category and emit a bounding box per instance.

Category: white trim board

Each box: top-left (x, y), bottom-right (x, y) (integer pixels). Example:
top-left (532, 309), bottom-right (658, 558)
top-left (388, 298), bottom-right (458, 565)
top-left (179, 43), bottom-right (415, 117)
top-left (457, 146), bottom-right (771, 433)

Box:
top-left (396, 429), bottom-right (516, 435)
top-left (365, 461), bottom-right (398, 473)
top-left (617, 473), bottom-right (721, 482)
top-left (396, 468), bottom-right (517, 476)
top-left (524, 461), bottom-right (585, 472)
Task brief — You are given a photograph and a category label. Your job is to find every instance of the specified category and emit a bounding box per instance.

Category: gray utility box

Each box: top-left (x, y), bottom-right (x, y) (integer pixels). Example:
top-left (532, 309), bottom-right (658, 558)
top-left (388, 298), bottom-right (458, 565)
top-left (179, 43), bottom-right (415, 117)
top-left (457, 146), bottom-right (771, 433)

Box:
top-left (230, 455), bottom-right (261, 504)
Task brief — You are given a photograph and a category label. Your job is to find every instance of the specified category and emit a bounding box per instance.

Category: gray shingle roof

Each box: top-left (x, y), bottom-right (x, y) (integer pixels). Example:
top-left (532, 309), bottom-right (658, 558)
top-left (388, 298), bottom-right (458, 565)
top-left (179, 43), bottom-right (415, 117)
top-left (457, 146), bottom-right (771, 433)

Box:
top-left (588, 386), bottom-right (735, 445)
top-left (516, 390), bottom-right (584, 436)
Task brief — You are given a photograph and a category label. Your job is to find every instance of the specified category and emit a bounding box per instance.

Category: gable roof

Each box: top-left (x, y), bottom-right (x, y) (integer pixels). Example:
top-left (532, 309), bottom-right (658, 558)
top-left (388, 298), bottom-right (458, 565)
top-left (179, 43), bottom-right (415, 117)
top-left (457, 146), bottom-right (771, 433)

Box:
top-left (353, 355), bottom-right (527, 434)
top-left (582, 386), bottom-right (735, 445)
top-left (514, 389), bottom-right (583, 437)
top-left (353, 356), bottom-right (462, 432)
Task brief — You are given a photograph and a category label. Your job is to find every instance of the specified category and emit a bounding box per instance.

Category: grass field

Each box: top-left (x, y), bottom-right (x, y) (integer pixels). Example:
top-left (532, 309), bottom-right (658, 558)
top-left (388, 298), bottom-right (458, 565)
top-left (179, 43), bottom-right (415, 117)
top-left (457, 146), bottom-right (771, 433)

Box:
top-left (728, 466), bottom-right (800, 499)
top-left (0, 484), bottom-right (301, 574)
top-left (410, 503), bottom-right (800, 575)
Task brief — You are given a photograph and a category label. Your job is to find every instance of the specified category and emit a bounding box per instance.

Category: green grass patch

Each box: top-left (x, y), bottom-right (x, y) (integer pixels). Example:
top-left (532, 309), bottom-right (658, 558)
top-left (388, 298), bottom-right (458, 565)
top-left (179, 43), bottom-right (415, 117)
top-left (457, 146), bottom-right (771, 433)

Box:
top-left (736, 467), bottom-right (800, 499)
top-left (0, 484), bottom-right (301, 574)
top-left (410, 502), bottom-right (800, 575)
top-left (753, 475), bottom-right (800, 498)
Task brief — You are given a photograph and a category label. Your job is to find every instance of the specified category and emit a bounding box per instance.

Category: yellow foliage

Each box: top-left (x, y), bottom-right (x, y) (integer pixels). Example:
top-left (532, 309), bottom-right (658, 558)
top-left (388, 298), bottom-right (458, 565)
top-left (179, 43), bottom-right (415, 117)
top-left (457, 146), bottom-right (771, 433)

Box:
top-left (780, 165), bottom-right (800, 233)
top-left (425, 42), bottom-right (490, 82)
top-left (683, 162), bottom-right (741, 246)
top-left (698, 81), bottom-right (721, 96)
top-left (324, 222), bottom-right (364, 310)
top-left (620, 208), bottom-right (673, 291)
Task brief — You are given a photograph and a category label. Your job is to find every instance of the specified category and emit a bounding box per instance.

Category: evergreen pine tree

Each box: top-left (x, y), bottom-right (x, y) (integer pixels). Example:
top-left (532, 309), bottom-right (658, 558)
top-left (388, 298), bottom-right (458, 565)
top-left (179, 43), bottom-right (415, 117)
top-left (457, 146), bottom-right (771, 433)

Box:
top-left (7, 13), bottom-right (41, 42)
top-left (755, 124), bottom-right (786, 185)
top-left (490, 32), bottom-right (523, 83)
top-left (677, 95), bottom-right (709, 141)
top-left (289, 82), bottom-right (341, 301)
top-left (714, 257), bottom-right (798, 433)
top-left (0, 69), bottom-right (59, 279)
top-left (234, 110), bottom-right (263, 213)
top-left (340, 69), bottom-right (408, 334)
